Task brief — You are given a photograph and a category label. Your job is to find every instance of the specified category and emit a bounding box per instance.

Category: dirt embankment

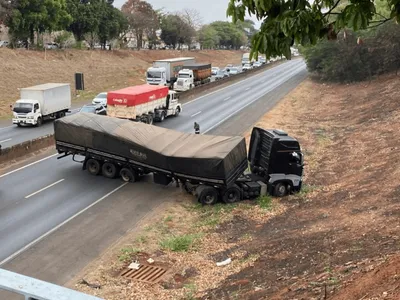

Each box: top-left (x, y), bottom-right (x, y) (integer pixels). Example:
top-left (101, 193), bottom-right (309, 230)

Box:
top-left (70, 73), bottom-right (400, 300)
top-left (0, 49), bottom-right (244, 118)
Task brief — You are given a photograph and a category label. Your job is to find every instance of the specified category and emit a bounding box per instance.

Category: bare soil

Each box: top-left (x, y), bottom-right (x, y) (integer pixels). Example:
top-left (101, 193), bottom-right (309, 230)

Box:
top-left (70, 73), bottom-right (400, 299)
top-left (0, 49), bottom-right (244, 118)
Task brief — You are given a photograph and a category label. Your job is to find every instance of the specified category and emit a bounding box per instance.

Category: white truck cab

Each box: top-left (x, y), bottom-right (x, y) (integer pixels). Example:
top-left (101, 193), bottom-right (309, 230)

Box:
top-left (12, 83), bottom-right (71, 127)
top-left (154, 90), bottom-right (182, 121)
top-left (146, 67), bottom-right (167, 86)
top-left (173, 69), bottom-right (195, 92)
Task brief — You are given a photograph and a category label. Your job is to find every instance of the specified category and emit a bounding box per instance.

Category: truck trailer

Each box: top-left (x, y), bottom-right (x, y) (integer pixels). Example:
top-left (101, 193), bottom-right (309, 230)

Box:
top-left (54, 113), bottom-right (304, 205)
top-left (146, 57), bottom-right (195, 88)
top-left (173, 63), bottom-right (212, 92)
top-left (106, 84), bottom-right (182, 124)
top-left (12, 83), bottom-right (71, 127)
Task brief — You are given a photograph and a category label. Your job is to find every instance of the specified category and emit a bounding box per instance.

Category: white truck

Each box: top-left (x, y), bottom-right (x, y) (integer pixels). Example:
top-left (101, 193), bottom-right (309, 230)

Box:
top-left (12, 83), bottom-right (71, 127)
top-left (146, 57), bottom-right (195, 88)
top-left (106, 84), bottom-right (182, 124)
top-left (173, 63), bottom-right (212, 92)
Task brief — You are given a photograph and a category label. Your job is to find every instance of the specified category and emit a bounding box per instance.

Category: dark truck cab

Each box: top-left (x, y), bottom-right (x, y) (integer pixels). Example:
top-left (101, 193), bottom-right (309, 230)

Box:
top-left (248, 128), bottom-right (303, 197)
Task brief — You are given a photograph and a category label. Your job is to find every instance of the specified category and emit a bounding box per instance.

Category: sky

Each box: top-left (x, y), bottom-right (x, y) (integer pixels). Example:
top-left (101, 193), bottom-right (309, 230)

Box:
top-left (113, 0), bottom-right (262, 28)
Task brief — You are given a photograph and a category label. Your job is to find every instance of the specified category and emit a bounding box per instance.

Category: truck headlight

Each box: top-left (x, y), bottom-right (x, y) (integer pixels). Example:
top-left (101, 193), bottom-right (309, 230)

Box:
top-left (27, 116), bottom-right (34, 119)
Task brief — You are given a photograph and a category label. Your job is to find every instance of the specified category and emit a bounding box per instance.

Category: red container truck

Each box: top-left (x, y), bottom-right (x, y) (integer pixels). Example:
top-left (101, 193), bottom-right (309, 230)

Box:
top-left (106, 84), bottom-right (182, 124)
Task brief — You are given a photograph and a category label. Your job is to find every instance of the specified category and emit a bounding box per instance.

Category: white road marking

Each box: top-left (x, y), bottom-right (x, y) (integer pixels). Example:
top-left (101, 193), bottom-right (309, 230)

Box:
top-left (0, 182), bottom-right (128, 266)
top-left (245, 87), bottom-right (251, 91)
top-left (25, 179), bottom-right (65, 199)
top-left (224, 97), bottom-right (231, 101)
top-left (0, 125), bottom-right (14, 131)
top-left (0, 138), bottom-right (12, 143)
top-left (0, 153), bottom-right (58, 179)
top-left (191, 111), bottom-right (202, 118)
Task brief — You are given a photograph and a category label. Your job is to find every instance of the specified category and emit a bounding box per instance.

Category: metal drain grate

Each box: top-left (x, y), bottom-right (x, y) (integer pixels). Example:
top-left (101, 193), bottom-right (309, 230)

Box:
top-left (120, 264), bottom-right (168, 284)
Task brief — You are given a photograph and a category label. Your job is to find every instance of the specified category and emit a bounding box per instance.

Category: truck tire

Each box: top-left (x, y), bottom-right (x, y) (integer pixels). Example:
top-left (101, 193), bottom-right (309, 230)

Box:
top-left (120, 168), bottom-right (137, 183)
top-left (222, 185), bottom-right (241, 204)
top-left (147, 115), bottom-right (153, 125)
top-left (36, 117), bottom-right (43, 127)
top-left (59, 111), bottom-right (66, 118)
top-left (174, 107), bottom-right (181, 117)
top-left (87, 159), bottom-right (101, 176)
top-left (196, 185), bottom-right (218, 205)
top-left (159, 111), bottom-right (165, 122)
top-left (102, 162), bottom-right (118, 179)
top-left (274, 182), bottom-right (288, 197)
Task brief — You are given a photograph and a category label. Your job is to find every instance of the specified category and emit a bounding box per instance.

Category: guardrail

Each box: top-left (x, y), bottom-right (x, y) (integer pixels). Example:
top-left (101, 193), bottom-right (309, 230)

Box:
top-left (0, 268), bottom-right (103, 300)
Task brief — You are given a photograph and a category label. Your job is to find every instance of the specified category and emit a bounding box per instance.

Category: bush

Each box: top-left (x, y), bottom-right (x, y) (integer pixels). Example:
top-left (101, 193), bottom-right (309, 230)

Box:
top-left (303, 21), bottom-right (400, 82)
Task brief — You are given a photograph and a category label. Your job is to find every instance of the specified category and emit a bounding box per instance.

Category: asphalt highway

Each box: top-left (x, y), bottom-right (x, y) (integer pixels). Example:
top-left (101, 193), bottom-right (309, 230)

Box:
top-left (0, 59), bottom-right (307, 298)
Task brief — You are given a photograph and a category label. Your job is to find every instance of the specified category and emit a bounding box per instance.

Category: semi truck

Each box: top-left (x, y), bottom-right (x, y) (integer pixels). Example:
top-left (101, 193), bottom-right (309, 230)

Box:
top-left (146, 57), bottom-right (195, 88)
top-left (54, 113), bottom-right (304, 205)
top-left (12, 83), bottom-right (71, 127)
top-left (106, 84), bottom-right (182, 124)
top-left (173, 63), bottom-right (212, 92)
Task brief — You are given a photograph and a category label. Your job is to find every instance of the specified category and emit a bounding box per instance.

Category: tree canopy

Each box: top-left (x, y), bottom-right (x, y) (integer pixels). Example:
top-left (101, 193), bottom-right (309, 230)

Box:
top-left (160, 13), bottom-right (195, 49)
top-left (227, 0), bottom-right (400, 59)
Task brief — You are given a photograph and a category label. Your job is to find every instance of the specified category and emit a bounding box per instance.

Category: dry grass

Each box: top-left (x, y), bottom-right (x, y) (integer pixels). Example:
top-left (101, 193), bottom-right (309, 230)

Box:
top-left (0, 49), bottom-right (244, 118)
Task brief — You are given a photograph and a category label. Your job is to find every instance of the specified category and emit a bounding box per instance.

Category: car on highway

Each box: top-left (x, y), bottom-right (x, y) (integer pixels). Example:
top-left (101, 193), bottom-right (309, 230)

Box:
top-left (242, 63), bottom-right (253, 71)
top-left (79, 104), bottom-right (107, 115)
top-left (253, 61), bottom-right (262, 68)
top-left (92, 92), bottom-right (108, 107)
top-left (211, 67), bottom-right (220, 75)
top-left (214, 70), bottom-right (230, 80)
top-left (229, 67), bottom-right (240, 75)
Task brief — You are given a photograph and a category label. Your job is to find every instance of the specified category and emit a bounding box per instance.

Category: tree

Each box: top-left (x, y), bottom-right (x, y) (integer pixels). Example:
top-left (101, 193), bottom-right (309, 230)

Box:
top-left (179, 8), bottom-right (203, 30)
top-left (227, 0), bottom-right (400, 59)
top-left (160, 13), bottom-right (195, 49)
top-left (0, 0), bottom-right (13, 25)
top-left (121, 0), bottom-right (158, 49)
top-left (97, 0), bottom-right (127, 49)
top-left (6, 0), bottom-right (72, 46)
top-left (209, 21), bottom-right (247, 49)
top-left (66, 0), bottom-right (101, 42)
top-left (198, 25), bottom-right (220, 49)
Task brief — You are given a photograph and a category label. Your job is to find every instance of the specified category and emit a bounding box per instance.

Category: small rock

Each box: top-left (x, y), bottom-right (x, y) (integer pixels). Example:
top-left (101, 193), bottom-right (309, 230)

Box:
top-left (254, 286), bottom-right (263, 291)
top-left (383, 291), bottom-right (388, 297)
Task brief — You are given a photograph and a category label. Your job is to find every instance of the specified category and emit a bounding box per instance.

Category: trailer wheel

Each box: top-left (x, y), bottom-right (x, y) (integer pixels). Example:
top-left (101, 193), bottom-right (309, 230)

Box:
top-left (147, 115), bottom-right (154, 125)
top-left (196, 185), bottom-right (218, 205)
top-left (274, 182), bottom-right (288, 197)
top-left (120, 168), bottom-right (137, 183)
top-left (222, 185), bottom-right (241, 204)
top-left (102, 162), bottom-right (118, 179)
top-left (87, 159), bottom-right (101, 176)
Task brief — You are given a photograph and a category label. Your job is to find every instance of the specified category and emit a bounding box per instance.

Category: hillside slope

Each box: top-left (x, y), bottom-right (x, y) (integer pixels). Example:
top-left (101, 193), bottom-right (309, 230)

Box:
top-left (0, 49), bottom-right (244, 118)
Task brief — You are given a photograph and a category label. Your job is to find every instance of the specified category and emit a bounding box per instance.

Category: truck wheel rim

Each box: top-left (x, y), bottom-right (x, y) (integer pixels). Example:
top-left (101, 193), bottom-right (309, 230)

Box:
top-left (205, 195), bottom-right (215, 204)
top-left (278, 185), bottom-right (286, 194)
top-left (121, 171), bottom-right (130, 181)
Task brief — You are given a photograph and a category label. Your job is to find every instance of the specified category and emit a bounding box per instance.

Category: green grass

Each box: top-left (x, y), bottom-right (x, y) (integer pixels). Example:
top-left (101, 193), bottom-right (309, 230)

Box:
top-left (160, 234), bottom-right (201, 252)
top-left (118, 246), bottom-right (141, 262)
top-left (257, 195), bottom-right (273, 210)
top-left (164, 215), bottom-right (173, 222)
top-left (135, 235), bottom-right (148, 244)
top-left (182, 283), bottom-right (197, 300)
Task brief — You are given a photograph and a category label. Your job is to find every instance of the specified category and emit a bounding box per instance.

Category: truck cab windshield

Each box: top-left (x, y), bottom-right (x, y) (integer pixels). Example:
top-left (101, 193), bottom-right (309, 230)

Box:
top-left (13, 103), bottom-right (33, 113)
top-left (178, 74), bottom-right (190, 78)
top-left (147, 71), bottom-right (161, 79)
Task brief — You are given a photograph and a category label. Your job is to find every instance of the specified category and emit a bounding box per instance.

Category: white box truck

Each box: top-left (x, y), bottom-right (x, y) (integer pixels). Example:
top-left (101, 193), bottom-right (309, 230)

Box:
top-left (146, 57), bottom-right (195, 88)
top-left (12, 83), bottom-right (71, 127)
